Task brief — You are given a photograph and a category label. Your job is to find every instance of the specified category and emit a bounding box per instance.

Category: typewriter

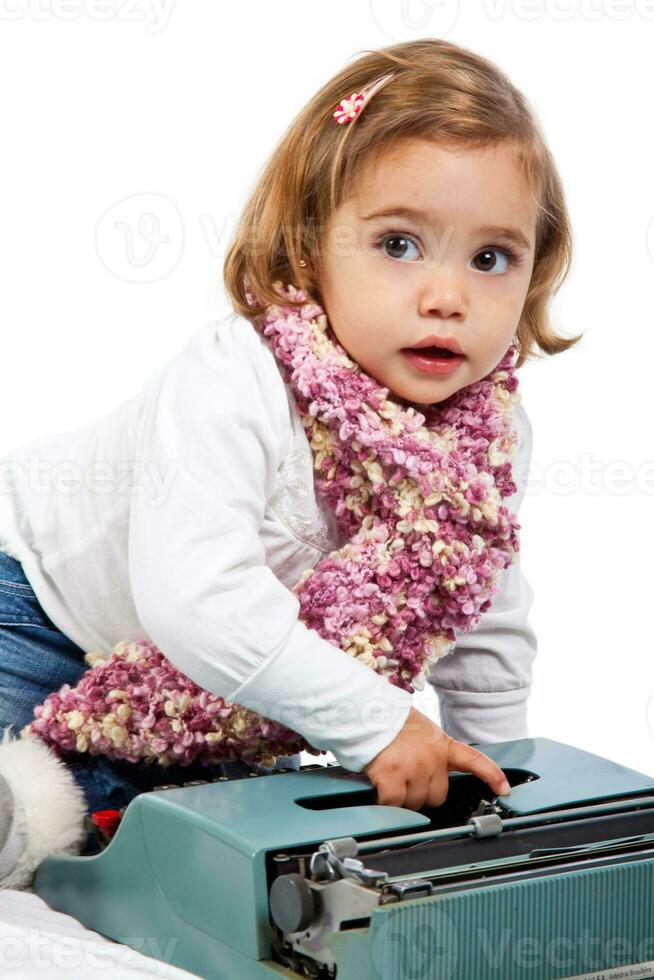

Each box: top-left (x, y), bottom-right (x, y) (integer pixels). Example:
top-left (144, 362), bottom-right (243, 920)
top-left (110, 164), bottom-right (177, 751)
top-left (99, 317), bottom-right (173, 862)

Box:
top-left (34, 737), bottom-right (654, 980)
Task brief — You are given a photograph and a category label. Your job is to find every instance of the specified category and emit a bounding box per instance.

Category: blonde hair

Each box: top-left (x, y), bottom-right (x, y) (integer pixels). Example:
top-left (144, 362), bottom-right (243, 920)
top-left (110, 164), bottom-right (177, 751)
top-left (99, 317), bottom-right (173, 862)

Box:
top-left (224, 38), bottom-right (582, 368)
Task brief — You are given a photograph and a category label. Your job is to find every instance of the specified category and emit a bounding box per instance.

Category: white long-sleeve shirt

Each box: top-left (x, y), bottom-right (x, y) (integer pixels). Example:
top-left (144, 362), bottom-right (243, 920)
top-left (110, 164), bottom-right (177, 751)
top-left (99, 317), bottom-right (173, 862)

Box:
top-left (0, 311), bottom-right (537, 770)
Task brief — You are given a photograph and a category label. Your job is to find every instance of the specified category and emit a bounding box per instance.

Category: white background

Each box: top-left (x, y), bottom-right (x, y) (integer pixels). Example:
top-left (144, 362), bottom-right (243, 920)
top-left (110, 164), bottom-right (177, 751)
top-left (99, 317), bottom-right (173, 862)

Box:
top-left (1, 1), bottom-right (653, 780)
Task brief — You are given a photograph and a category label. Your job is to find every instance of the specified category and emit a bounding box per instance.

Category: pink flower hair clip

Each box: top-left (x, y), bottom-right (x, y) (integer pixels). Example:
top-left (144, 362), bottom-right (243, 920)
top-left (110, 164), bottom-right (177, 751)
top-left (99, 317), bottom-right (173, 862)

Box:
top-left (332, 71), bottom-right (395, 125)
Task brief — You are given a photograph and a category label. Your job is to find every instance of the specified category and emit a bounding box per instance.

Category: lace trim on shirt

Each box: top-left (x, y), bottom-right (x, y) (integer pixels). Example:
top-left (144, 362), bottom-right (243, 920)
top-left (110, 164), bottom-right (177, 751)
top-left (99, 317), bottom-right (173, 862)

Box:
top-left (268, 442), bottom-right (334, 554)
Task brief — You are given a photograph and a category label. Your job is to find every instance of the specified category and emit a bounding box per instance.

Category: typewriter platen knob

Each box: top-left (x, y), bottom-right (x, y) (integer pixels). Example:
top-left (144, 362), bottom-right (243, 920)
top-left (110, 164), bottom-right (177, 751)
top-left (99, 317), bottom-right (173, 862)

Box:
top-left (269, 873), bottom-right (316, 934)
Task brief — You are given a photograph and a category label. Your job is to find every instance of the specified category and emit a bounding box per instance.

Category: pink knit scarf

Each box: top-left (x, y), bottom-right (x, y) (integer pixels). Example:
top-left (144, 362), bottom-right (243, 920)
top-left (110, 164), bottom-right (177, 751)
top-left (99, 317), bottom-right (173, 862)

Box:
top-left (25, 283), bottom-right (522, 769)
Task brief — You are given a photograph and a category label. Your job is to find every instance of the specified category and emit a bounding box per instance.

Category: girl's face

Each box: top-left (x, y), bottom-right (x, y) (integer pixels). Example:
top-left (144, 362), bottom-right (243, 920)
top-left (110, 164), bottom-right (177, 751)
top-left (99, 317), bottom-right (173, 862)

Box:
top-left (316, 138), bottom-right (538, 407)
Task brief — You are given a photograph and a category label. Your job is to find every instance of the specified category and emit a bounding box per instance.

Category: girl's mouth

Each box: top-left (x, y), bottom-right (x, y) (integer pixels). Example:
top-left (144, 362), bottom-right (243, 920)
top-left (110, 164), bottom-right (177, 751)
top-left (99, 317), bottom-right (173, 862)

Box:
top-left (401, 346), bottom-right (465, 376)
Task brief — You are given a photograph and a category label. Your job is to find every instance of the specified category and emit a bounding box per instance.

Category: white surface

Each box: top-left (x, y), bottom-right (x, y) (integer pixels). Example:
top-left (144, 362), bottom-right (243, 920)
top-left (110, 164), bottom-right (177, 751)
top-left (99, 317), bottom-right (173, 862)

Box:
top-left (0, 889), bottom-right (198, 979)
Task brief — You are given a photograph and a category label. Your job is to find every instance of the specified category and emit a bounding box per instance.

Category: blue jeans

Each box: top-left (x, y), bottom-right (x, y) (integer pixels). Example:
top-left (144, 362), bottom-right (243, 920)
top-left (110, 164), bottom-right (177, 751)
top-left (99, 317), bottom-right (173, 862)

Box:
top-left (0, 550), bottom-right (301, 833)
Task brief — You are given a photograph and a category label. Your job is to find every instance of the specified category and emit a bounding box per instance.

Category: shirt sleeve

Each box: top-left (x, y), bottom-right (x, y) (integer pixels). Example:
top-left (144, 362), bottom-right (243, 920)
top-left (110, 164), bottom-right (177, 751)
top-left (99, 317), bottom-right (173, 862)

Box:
top-left (127, 317), bottom-right (413, 774)
top-left (426, 400), bottom-right (537, 745)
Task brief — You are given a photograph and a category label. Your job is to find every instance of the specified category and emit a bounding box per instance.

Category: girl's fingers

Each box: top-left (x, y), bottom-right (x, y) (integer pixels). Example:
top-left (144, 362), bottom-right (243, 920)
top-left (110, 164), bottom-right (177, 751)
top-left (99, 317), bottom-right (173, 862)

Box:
top-left (446, 740), bottom-right (511, 796)
top-left (403, 776), bottom-right (431, 812)
top-left (373, 773), bottom-right (407, 808)
top-left (425, 770), bottom-right (450, 808)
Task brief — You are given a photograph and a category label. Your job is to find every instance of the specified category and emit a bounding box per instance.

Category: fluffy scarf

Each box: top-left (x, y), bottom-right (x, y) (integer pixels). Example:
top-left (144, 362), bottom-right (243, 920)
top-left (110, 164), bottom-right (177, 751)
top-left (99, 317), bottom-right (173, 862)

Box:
top-left (24, 282), bottom-right (522, 769)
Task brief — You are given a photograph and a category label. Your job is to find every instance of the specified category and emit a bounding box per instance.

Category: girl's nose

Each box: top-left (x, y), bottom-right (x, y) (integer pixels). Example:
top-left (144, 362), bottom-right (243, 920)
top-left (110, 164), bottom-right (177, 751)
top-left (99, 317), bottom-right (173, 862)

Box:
top-left (418, 268), bottom-right (467, 320)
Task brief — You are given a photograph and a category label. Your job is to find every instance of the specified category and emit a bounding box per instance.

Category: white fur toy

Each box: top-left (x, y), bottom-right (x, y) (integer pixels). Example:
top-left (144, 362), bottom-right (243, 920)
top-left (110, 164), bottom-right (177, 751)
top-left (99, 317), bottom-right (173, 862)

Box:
top-left (0, 727), bottom-right (86, 890)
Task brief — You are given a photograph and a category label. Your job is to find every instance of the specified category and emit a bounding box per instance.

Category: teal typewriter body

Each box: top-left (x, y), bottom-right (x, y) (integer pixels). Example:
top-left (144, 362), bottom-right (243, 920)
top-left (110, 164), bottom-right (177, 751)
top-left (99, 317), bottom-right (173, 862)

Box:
top-left (34, 737), bottom-right (654, 979)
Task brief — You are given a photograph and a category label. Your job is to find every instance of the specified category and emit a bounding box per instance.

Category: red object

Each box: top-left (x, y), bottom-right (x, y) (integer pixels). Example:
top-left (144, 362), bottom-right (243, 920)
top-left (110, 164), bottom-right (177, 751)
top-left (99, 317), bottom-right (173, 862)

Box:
top-left (91, 809), bottom-right (122, 837)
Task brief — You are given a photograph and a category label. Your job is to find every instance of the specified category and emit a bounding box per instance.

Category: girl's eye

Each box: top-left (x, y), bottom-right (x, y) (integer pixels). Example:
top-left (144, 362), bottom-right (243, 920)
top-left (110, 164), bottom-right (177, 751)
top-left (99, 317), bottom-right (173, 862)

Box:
top-left (472, 246), bottom-right (521, 275)
top-left (375, 233), bottom-right (421, 262)
top-left (374, 233), bottom-right (523, 273)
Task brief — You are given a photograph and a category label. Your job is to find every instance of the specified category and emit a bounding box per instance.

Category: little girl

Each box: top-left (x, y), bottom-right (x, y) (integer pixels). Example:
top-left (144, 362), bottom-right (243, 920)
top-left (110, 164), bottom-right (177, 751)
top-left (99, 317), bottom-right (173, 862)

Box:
top-left (0, 38), bottom-right (581, 889)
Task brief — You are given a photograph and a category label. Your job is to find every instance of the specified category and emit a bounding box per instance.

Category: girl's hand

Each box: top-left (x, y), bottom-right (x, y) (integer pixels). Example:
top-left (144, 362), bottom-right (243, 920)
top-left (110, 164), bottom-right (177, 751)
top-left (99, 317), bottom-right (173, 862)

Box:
top-left (362, 706), bottom-right (512, 811)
